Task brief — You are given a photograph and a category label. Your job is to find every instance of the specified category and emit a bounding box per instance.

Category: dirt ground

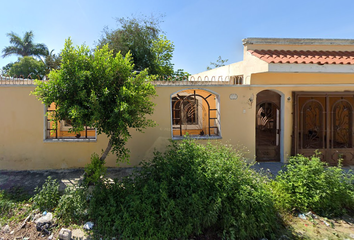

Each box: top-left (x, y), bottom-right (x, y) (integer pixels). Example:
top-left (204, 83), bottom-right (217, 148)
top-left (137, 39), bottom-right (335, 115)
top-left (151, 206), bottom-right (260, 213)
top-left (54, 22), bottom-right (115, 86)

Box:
top-left (282, 212), bottom-right (354, 239)
top-left (2, 209), bottom-right (354, 240)
top-left (0, 208), bottom-right (91, 240)
top-left (1, 223), bottom-right (90, 240)
top-left (0, 168), bottom-right (136, 240)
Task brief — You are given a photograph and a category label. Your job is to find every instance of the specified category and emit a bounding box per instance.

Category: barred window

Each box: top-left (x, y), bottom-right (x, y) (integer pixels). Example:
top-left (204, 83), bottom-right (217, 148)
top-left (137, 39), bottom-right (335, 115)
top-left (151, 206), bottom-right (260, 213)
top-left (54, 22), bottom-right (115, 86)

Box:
top-left (45, 103), bottom-right (96, 140)
top-left (171, 89), bottom-right (220, 138)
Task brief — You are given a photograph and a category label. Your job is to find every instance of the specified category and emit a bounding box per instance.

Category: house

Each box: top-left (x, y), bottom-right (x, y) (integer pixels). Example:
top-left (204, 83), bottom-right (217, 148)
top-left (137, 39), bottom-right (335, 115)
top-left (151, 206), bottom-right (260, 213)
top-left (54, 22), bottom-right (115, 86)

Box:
top-left (2, 37), bottom-right (354, 170)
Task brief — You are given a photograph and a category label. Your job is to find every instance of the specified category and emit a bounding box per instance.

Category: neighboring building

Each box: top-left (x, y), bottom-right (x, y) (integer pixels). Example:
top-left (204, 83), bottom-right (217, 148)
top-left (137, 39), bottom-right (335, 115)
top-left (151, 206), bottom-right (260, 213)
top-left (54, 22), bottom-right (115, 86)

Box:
top-left (2, 38), bottom-right (354, 170)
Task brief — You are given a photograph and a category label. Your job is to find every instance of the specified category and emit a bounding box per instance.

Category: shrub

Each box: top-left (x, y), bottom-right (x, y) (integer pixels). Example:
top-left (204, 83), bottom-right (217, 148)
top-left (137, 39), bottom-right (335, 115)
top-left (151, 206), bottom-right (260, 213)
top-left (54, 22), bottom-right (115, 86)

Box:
top-left (55, 185), bottom-right (89, 225)
top-left (272, 154), bottom-right (354, 216)
top-left (31, 176), bottom-right (60, 211)
top-left (84, 153), bottom-right (107, 185)
top-left (89, 139), bottom-right (279, 239)
top-left (0, 190), bottom-right (14, 220)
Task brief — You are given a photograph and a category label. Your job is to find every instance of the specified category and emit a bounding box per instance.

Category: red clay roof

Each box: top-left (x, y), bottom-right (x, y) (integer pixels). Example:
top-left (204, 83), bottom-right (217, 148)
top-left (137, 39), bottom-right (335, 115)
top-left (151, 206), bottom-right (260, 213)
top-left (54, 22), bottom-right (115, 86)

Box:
top-left (249, 49), bottom-right (354, 64)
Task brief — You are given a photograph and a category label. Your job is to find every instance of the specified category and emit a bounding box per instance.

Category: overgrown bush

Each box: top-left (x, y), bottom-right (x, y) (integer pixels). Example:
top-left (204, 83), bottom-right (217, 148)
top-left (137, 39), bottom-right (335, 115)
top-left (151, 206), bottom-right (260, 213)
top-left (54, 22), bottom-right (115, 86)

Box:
top-left (272, 154), bottom-right (354, 216)
top-left (84, 153), bottom-right (106, 185)
top-left (89, 139), bottom-right (279, 239)
top-left (31, 176), bottom-right (60, 211)
top-left (55, 185), bottom-right (89, 225)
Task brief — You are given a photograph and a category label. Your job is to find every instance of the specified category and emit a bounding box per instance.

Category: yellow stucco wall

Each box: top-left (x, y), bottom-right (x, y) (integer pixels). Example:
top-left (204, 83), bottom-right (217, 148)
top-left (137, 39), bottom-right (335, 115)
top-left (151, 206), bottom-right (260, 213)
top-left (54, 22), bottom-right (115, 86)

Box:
top-left (251, 72), bottom-right (354, 85)
top-left (2, 79), bottom-right (354, 170)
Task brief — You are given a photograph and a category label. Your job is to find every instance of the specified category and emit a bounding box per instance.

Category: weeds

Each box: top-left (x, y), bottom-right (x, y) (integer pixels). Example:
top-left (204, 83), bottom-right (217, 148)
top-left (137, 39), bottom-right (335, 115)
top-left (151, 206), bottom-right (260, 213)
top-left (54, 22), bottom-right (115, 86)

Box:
top-left (0, 190), bottom-right (16, 222)
top-left (31, 176), bottom-right (60, 212)
top-left (83, 153), bottom-right (106, 185)
top-left (89, 139), bottom-right (280, 239)
top-left (272, 154), bottom-right (354, 216)
top-left (55, 186), bottom-right (89, 225)
top-left (3, 145), bottom-right (354, 240)
top-left (0, 187), bottom-right (31, 225)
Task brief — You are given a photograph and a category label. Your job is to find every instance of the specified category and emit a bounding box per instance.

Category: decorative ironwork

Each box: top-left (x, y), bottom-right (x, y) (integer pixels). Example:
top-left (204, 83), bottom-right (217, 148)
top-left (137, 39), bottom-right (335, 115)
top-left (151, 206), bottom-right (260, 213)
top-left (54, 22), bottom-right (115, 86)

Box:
top-left (256, 90), bottom-right (281, 162)
top-left (172, 96), bottom-right (198, 125)
top-left (0, 76), bottom-right (43, 85)
top-left (153, 75), bottom-right (243, 85)
top-left (301, 100), bottom-right (324, 149)
top-left (332, 100), bottom-right (352, 148)
top-left (294, 92), bottom-right (354, 166)
top-left (256, 103), bottom-right (277, 146)
top-left (172, 90), bottom-right (220, 137)
top-left (1, 75), bottom-right (243, 86)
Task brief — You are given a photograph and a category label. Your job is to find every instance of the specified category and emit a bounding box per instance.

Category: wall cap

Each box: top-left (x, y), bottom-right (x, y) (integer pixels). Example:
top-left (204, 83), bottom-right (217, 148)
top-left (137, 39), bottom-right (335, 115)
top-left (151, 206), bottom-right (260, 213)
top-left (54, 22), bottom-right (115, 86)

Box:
top-left (243, 38), bottom-right (354, 46)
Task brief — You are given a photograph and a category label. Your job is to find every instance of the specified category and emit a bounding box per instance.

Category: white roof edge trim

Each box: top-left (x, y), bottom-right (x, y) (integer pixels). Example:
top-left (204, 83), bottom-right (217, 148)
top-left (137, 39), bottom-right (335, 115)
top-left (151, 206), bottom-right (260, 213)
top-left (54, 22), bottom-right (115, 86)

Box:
top-left (243, 38), bottom-right (354, 46)
top-left (268, 63), bottom-right (354, 73)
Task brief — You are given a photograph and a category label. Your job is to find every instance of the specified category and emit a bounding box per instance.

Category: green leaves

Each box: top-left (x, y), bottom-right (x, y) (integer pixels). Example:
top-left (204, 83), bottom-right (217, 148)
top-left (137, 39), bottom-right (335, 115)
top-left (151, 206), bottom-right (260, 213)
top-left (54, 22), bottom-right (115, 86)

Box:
top-left (88, 139), bottom-right (279, 239)
top-left (272, 155), bottom-right (354, 216)
top-left (151, 35), bottom-right (175, 77)
top-left (97, 15), bottom-right (175, 77)
top-left (55, 185), bottom-right (89, 225)
top-left (207, 56), bottom-right (229, 70)
top-left (31, 176), bottom-right (60, 212)
top-left (32, 38), bottom-right (157, 162)
top-left (2, 31), bottom-right (48, 59)
top-left (84, 153), bottom-right (107, 185)
top-left (7, 56), bottom-right (46, 78)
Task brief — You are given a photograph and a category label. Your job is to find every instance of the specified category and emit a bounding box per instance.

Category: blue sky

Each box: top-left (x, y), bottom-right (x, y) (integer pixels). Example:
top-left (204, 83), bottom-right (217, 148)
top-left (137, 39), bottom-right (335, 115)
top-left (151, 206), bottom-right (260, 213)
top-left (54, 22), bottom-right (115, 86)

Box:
top-left (1, 0), bottom-right (354, 74)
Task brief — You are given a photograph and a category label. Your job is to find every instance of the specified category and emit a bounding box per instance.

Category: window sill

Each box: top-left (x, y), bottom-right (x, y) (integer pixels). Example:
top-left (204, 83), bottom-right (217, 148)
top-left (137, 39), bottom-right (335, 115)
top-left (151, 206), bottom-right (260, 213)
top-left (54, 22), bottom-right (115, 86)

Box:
top-left (44, 138), bottom-right (97, 143)
top-left (172, 135), bottom-right (222, 140)
top-left (172, 124), bottom-right (201, 130)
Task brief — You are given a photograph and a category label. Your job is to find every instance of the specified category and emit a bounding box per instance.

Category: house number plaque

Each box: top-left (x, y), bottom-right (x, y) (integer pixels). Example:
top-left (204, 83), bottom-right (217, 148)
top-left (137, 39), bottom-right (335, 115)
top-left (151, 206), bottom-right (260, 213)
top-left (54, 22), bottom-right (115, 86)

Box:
top-left (229, 94), bottom-right (238, 100)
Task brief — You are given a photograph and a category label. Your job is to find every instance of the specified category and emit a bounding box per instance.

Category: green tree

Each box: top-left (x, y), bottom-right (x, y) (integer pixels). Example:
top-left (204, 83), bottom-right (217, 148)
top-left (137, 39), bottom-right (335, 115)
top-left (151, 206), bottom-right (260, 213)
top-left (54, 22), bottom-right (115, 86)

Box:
top-left (44, 49), bottom-right (61, 74)
top-left (2, 31), bottom-right (48, 60)
top-left (1, 62), bottom-right (13, 75)
top-left (207, 56), bottom-right (229, 70)
top-left (151, 35), bottom-right (174, 76)
top-left (32, 39), bottom-right (157, 162)
top-left (97, 15), bottom-right (174, 76)
top-left (172, 68), bottom-right (191, 80)
top-left (7, 56), bottom-right (46, 78)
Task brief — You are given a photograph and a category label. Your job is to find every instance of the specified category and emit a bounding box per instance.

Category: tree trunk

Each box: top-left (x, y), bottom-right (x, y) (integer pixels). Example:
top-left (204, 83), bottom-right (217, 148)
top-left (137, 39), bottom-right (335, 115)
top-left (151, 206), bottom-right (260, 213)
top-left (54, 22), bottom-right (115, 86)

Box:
top-left (100, 137), bottom-right (113, 162)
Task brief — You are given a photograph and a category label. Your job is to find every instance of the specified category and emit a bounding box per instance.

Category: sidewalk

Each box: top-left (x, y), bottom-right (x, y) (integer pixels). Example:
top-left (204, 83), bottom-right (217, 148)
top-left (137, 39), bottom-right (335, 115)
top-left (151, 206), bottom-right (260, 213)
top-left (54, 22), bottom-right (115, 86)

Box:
top-left (0, 168), bottom-right (135, 194)
top-left (0, 162), bottom-right (352, 195)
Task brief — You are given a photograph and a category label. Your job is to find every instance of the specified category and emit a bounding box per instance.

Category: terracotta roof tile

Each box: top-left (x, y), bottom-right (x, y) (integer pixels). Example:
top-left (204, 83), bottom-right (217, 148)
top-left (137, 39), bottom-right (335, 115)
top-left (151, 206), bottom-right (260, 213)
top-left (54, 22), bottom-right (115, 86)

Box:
top-left (249, 49), bottom-right (354, 65)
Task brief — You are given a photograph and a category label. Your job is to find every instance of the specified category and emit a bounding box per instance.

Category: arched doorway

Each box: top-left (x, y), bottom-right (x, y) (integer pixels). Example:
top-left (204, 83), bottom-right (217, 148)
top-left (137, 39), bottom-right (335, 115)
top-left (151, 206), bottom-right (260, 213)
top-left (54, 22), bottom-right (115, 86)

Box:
top-left (256, 90), bottom-right (281, 162)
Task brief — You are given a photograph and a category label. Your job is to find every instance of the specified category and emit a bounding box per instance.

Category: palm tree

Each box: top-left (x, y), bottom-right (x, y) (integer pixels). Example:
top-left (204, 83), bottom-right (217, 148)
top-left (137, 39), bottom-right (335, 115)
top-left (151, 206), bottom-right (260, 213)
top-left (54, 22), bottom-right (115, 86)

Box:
top-left (2, 31), bottom-right (48, 60)
top-left (44, 49), bottom-right (61, 74)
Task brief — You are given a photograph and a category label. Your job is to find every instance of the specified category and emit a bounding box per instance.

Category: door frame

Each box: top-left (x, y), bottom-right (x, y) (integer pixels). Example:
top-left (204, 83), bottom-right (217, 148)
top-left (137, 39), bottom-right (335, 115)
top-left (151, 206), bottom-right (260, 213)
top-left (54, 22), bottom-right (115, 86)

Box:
top-left (255, 90), bottom-right (284, 162)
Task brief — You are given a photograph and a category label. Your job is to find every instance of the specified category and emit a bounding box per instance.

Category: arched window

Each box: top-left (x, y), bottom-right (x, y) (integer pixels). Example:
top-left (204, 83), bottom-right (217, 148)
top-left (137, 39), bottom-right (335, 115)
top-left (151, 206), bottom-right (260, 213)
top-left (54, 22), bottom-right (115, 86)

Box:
top-left (171, 89), bottom-right (220, 138)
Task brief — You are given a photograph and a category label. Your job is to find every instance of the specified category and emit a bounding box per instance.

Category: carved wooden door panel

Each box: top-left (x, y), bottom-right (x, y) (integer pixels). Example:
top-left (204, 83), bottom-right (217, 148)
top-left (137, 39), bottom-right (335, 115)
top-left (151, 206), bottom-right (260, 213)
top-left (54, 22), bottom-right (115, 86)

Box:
top-left (293, 92), bottom-right (354, 166)
top-left (256, 91), bottom-right (281, 162)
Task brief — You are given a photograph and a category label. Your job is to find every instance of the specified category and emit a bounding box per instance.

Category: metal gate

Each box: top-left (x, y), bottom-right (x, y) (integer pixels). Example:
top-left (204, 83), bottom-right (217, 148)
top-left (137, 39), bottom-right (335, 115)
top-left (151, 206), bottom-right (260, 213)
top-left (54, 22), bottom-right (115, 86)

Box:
top-left (256, 90), bottom-right (281, 162)
top-left (293, 92), bottom-right (354, 165)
